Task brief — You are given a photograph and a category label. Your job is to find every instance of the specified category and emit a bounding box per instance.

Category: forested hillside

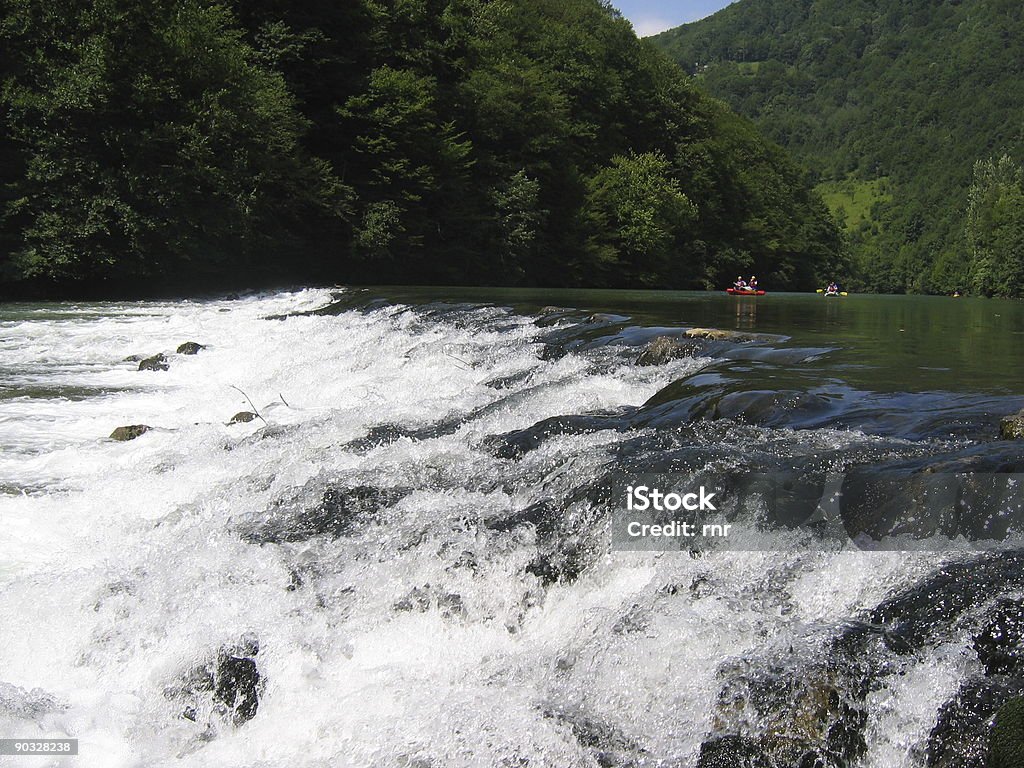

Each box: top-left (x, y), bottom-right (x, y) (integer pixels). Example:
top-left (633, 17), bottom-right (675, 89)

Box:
top-left (652, 0), bottom-right (1024, 296)
top-left (0, 0), bottom-right (841, 297)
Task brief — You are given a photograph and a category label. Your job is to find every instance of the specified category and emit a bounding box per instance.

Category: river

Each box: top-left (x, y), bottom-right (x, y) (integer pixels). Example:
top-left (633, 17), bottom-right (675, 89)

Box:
top-left (1, 287), bottom-right (1023, 767)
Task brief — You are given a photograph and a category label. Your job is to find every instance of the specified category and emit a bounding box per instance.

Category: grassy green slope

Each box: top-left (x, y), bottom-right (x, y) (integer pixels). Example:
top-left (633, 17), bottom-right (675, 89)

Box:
top-left (651, 0), bottom-right (1024, 293)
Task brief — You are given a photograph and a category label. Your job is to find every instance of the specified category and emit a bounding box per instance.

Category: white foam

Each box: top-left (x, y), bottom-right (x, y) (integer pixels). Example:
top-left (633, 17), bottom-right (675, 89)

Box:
top-left (0, 289), bottom-right (961, 766)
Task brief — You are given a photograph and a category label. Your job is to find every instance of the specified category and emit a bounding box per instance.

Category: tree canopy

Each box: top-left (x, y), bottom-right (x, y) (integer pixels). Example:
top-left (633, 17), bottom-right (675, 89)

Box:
top-left (0, 0), bottom-right (841, 297)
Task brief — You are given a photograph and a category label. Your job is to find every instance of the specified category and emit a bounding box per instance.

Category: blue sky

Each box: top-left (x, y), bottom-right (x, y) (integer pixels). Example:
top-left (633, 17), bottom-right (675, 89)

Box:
top-left (613, 0), bottom-right (737, 37)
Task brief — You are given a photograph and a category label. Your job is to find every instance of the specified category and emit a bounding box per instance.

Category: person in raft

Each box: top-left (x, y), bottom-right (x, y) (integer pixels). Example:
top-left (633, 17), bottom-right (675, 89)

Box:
top-left (748, 276), bottom-right (758, 290)
top-left (825, 281), bottom-right (840, 295)
top-left (734, 276), bottom-right (748, 290)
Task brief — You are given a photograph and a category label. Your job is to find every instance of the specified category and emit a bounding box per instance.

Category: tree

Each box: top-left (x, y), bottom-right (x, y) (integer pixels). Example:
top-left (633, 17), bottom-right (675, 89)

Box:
top-left (491, 170), bottom-right (545, 282)
top-left (966, 155), bottom-right (1024, 297)
top-left (582, 151), bottom-right (697, 286)
top-left (2, 0), bottom-right (346, 291)
top-left (341, 64), bottom-right (474, 280)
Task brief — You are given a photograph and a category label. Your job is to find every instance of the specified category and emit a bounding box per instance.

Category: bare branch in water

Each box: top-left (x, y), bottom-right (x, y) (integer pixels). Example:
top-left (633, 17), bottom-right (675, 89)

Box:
top-left (230, 385), bottom-right (269, 426)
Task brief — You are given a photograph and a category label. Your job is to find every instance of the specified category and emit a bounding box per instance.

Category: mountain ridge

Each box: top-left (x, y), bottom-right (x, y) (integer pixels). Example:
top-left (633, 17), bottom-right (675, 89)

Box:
top-left (652, 0), bottom-right (1024, 294)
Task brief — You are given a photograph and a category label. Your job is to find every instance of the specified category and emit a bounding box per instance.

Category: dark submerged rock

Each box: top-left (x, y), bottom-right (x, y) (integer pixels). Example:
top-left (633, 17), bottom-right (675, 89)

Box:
top-left (545, 707), bottom-right (649, 768)
top-left (109, 425), bottom-right (151, 441)
top-left (214, 655), bottom-right (261, 726)
top-left (695, 553), bottom-right (1024, 768)
top-left (587, 312), bottom-right (628, 324)
top-left (839, 445), bottom-right (1024, 545)
top-left (176, 341), bottom-right (205, 355)
top-left (481, 495), bottom-right (605, 586)
top-left (696, 735), bottom-right (753, 768)
top-left (483, 500), bottom-right (562, 535)
top-left (138, 353), bottom-right (168, 371)
top-left (228, 411), bottom-right (258, 425)
top-left (393, 585), bottom-right (466, 619)
top-left (239, 483), bottom-right (411, 544)
top-left (340, 424), bottom-right (411, 453)
top-left (393, 585), bottom-right (432, 613)
top-left (870, 551), bottom-right (1024, 649)
top-left (235, 423), bottom-right (297, 445)
top-left (525, 501), bottom-right (606, 585)
top-left (481, 413), bottom-right (623, 460)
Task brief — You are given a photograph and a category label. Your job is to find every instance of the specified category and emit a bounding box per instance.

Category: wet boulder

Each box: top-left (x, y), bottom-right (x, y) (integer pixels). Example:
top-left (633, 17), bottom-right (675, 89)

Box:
top-left (538, 305), bottom-right (573, 317)
top-left (870, 551), bottom-right (1024, 649)
top-left (484, 500), bottom-right (562, 535)
top-left (235, 423), bottom-right (299, 446)
top-left (586, 312), bottom-right (628, 324)
top-left (974, 599), bottom-right (1024, 676)
top-left (176, 341), bottom-right (205, 355)
top-left (636, 336), bottom-right (701, 366)
top-left (109, 425), bottom-right (151, 441)
top-left (482, 369), bottom-right (535, 390)
top-left (686, 328), bottom-right (744, 341)
top-left (699, 662), bottom-right (868, 768)
top-left (228, 411), bottom-right (258, 425)
top-left (988, 697), bottom-right (1024, 768)
top-left (138, 353), bottom-right (169, 371)
top-left (696, 735), bottom-right (756, 768)
top-left (696, 553), bottom-right (1024, 768)
top-left (169, 635), bottom-right (263, 727)
top-left (484, 496), bottom-right (606, 586)
top-left (213, 654), bottom-right (261, 726)
top-left (927, 676), bottom-right (1024, 768)
top-left (1001, 410), bottom-right (1024, 440)
top-left (393, 585), bottom-right (432, 613)
top-left (712, 389), bottom-right (833, 427)
top-left (686, 328), bottom-right (785, 343)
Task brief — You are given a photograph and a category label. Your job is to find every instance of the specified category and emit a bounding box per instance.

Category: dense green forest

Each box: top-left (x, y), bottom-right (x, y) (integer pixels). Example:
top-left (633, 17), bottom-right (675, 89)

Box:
top-left (652, 0), bottom-right (1024, 297)
top-left (0, 0), bottom-right (841, 297)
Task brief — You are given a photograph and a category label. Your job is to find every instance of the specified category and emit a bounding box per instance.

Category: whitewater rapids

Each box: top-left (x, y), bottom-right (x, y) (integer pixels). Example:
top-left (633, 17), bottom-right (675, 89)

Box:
top-left (0, 288), bottom-right (1013, 767)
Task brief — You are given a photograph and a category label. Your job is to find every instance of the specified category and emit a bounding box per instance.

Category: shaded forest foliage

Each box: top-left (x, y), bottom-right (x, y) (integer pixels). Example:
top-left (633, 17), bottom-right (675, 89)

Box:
top-left (0, 0), bottom-right (841, 297)
top-left (652, 0), bottom-right (1024, 296)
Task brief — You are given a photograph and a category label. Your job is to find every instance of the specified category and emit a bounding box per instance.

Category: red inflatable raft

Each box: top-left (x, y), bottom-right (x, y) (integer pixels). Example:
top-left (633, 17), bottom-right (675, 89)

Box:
top-left (725, 288), bottom-right (766, 296)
